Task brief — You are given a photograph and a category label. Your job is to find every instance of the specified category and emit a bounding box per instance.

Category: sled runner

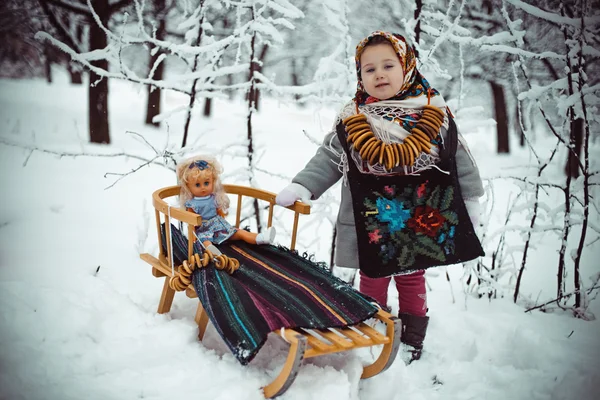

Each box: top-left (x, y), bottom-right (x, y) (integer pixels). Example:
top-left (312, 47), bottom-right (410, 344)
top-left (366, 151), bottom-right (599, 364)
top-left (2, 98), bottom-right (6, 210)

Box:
top-left (140, 185), bottom-right (401, 398)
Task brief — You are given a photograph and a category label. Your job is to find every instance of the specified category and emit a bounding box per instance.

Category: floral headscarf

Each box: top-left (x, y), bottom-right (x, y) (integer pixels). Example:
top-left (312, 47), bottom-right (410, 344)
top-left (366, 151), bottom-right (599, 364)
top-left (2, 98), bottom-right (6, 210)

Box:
top-left (353, 31), bottom-right (441, 107)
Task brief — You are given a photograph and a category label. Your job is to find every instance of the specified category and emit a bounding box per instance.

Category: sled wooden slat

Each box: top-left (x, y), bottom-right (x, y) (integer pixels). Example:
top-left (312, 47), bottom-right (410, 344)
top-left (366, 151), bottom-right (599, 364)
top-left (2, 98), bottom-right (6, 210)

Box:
top-left (354, 322), bottom-right (390, 343)
top-left (140, 185), bottom-right (401, 398)
top-left (281, 329), bottom-right (334, 354)
top-left (313, 329), bottom-right (354, 349)
top-left (335, 327), bottom-right (373, 346)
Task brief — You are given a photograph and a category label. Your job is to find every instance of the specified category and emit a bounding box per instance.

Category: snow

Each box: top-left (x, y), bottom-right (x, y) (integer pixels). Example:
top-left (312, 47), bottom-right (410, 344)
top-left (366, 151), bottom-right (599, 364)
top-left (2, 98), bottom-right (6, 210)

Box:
top-left (1, 74), bottom-right (599, 400)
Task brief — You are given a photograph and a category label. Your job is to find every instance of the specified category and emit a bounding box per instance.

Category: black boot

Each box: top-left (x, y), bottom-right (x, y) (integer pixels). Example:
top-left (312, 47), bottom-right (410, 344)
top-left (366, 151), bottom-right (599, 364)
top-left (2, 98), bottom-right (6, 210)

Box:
top-left (398, 312), bottom-right (429, 363)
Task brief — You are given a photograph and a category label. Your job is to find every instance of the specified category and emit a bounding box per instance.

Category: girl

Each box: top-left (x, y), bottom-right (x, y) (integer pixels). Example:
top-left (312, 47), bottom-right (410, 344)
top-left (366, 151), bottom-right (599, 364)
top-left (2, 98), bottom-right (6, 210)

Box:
top-left (178, 155), bottom-right (276, 248)
top-left (276, 31), bottom-right (484, 363)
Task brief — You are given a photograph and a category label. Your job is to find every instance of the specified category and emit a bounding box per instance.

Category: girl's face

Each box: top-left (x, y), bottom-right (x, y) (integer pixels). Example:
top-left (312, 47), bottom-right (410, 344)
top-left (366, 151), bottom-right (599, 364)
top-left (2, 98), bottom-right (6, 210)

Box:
top-left (187, 171), bottom-right (214, 197)
top-left (360, 43), bottom-right (404, 100)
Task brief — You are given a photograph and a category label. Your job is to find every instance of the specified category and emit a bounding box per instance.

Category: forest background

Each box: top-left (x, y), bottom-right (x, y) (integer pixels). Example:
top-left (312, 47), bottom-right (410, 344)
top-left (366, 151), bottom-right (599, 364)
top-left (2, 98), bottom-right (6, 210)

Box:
top-left (0, 0), bottom-right (599, 399)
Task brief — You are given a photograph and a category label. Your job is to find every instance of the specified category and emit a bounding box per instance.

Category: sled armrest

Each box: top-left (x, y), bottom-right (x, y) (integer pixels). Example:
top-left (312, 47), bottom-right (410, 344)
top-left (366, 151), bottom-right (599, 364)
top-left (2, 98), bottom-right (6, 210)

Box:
top-left (152, 186), bottom-right (202, 226)
top-left (223, 184), bottom-right (311, 250)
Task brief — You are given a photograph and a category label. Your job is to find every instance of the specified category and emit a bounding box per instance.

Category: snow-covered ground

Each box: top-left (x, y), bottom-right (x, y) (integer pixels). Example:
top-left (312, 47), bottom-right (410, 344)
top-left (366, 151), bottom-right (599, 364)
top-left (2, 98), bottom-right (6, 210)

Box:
top-left (0, 75), bottom-right (598, 400)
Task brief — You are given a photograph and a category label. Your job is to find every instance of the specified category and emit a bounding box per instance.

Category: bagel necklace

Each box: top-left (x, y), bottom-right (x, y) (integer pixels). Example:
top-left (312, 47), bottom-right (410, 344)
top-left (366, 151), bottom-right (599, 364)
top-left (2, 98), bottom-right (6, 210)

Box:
top-left (342, 103), bottom-right (445, 171)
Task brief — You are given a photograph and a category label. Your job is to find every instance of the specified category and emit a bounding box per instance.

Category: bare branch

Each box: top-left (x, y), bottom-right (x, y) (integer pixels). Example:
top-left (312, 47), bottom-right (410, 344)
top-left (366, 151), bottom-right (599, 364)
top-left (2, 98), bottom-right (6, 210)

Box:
top-left (104, 155), bottom-right (161, 189)
top-left (0, 136), bottom-right (177, 190)
top-left (45, 0), bottom-right (92, 17)
top-left (525, 285), bottom-right (600, 313)
top-left (37, 0), bottom-right (83, 52)
top-left (109, 0), bottom-right (133, 14)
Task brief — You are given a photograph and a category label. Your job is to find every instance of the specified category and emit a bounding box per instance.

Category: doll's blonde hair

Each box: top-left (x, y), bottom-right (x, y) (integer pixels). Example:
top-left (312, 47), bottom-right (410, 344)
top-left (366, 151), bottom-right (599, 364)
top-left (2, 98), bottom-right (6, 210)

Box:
top-left (176, 155), bottom-right (230, 212)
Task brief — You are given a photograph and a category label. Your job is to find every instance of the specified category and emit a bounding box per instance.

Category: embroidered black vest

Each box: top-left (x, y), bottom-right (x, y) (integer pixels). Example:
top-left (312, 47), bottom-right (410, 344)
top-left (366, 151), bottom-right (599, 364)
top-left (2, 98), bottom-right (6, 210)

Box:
top-left (336, 118), bottom-right (484, 278)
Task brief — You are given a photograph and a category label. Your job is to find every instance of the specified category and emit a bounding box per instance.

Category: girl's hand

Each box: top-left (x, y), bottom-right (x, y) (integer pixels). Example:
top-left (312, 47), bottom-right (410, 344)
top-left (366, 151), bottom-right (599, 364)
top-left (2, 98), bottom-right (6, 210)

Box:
top-left (217, 208), bottom-right (227, 217)
top-left (276, 183), bottom-right (313, 206)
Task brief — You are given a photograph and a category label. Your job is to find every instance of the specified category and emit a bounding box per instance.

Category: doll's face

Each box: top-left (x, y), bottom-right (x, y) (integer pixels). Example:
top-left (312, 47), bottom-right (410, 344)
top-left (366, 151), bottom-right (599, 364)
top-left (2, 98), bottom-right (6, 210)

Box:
top-left (360, 43), bottom-right (404, 100)
top-left (187, 171), bottom-right (214, 198)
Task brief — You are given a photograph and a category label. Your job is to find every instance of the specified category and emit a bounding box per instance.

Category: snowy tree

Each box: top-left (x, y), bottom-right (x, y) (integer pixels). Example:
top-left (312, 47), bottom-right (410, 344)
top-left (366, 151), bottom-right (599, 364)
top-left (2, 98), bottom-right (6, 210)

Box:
top-left (471, 0), bottom-right (599, 317)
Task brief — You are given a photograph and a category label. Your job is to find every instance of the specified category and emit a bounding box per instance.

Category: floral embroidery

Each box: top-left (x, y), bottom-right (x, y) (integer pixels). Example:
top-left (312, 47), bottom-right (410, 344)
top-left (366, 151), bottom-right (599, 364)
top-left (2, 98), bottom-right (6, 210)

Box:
top-left (375, 197), bottom-right (411, 232)
top-left (363, 183), bottom-right (460, 268)
top-left (407, 205), bottom-right (446, 237)
top-left (369, 229), bottom-right (382, 243)
top-left (417, 181), bottom-right (428, 198)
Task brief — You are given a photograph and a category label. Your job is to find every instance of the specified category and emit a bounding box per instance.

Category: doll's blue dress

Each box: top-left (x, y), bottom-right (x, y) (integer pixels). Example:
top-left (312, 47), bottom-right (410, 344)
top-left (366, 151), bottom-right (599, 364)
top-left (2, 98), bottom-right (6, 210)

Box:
top-left (185, 195), bottom-right (237, 244)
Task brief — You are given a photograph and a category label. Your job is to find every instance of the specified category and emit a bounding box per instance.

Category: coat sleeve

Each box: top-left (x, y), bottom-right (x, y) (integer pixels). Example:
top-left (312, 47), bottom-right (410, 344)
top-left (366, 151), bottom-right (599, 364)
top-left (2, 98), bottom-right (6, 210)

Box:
top-left (454, 130), bottom-right (484, 199)
top-left (291, 127), bottom-right (344, 200)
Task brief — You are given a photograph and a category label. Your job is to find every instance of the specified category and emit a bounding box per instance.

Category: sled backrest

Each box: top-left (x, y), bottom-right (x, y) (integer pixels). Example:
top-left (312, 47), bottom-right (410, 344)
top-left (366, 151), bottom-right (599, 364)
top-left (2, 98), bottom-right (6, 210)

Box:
top-left (150, 185), bottom-right (311, 270)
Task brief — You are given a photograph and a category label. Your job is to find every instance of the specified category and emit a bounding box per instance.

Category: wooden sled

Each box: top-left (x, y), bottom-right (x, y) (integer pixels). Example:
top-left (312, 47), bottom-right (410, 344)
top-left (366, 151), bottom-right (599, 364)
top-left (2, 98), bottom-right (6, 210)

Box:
top-left (140, 185), bottom-right (401, 398)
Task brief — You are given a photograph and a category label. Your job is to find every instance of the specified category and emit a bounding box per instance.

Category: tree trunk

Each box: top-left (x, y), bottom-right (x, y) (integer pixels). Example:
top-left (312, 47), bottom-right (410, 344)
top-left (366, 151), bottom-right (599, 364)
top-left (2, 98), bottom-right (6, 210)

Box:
top-left (88, 0), bottom-right (110, 144)
top-left (248, 44), bottom-right (268, 112)
top-left (414, 0), bottom-right (422, 57)
top-left (203, 97), bottom-right (212, 117)
top-left (516, 102), bottom-right (525, 147)
top-left (68, 21), bottom-right (83, 84)
top-left (44, 46), bottom-right (52, 84)
top-left (68, 63), bottom-right (83, 84)
top-left (247, 16), bottom-right (261, 231)
top-left (564, 118), bottom-right (583, 178)
top-left (145, 0), bottom-right (166, 126)
top-left (291, 58), bottom-right (301, 102)
top-left (181, 30), bottom-right (204, 148)
top-left (490, 81), bottom-right (509, 153)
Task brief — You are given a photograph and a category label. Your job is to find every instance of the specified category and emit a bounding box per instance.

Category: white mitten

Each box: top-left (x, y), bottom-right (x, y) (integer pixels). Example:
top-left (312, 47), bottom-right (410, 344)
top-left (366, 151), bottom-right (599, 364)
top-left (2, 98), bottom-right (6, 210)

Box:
top-left (276, 183), bottom-right (313, 206)
top-left (464, 198), bottom-right (481, 228)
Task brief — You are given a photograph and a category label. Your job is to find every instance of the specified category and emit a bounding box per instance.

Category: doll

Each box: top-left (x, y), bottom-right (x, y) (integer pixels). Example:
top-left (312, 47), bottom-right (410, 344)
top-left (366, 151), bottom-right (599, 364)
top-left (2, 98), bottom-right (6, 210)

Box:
top-left (177, 155), bottom-right (276, 248)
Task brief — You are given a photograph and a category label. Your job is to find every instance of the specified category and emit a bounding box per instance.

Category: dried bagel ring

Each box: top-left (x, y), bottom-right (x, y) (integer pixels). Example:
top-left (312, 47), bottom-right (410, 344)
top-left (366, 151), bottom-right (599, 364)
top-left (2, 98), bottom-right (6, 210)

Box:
top-left (418, 118), bottom-right (441, 135)
top-left (421, 117), bottom-right (442, 130)
top-left (342, 114), bottom-right (367, 125)
top-left (353, 131), bottom-right (375, 149)
top-left (415, 124), bottom-right (437, 140)
top-left (347, 128), bottom-right (370, 143)
top-left (421, 112), bottom-right (444, 127)
top-left (404, 138), bottom-right (419, 163)
top-left (396, 143), bottom-right (406, 166)
top-left (360, 138), bottom-right (378, 160)
top-left (385, 145), bottom-right (395, 170)
top-left (181, 261), bottom-right (193, 275)
top-left (359, 137), bottom-right (378, 158)
top-left (179, 274), bottom-right (191, 286)
top-left (403, 143), bottom-right (414, 166)
top-left (411, 128), bottom-right (431, 144)
top-left (404, 135), bottom-right (424, 155)
top-left (420, 114), bottom-right (444, 131)
top-left (365, 139), bottom-right (380, 161)
top-left (410, 133), bottom-right (432, 154)
top-left (368, 141), bottom-right (382, 165)
top-left (423, 105), bottom-right (445, 119)
top-left (381, 143), bottom-right (390, 169)
top-left (405, 134), bottom-right (425, 154)
top-left (423, 105), bottom-right (445, 117)
top-left (378, 142), bottom-right (387, 165)
top-left (391, 142), bottom-right (400, 166)
top-left (346, 122), bottom-right (371, 135)
top-left (345, 121), bottom-right (369, 133)
top-left (414, 132), bottom-right (433, 152)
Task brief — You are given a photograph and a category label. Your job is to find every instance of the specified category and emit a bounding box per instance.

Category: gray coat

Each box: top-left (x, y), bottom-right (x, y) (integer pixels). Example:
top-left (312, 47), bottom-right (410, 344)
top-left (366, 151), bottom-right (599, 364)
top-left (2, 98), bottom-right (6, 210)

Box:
top-left (292, 115), bottom-right (484, 269)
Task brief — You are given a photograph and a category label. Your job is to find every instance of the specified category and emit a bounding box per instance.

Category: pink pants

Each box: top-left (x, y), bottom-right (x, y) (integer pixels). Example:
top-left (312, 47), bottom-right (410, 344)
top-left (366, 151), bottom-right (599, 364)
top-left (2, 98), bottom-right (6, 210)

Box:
top-left (359, 270), bottom-right (427, 317)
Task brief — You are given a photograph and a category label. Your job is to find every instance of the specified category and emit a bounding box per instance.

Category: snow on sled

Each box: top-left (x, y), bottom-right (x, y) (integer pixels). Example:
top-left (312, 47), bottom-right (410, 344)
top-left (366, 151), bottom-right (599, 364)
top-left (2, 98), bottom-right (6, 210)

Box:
top-left (140, 185), bottom-right (401, 398)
